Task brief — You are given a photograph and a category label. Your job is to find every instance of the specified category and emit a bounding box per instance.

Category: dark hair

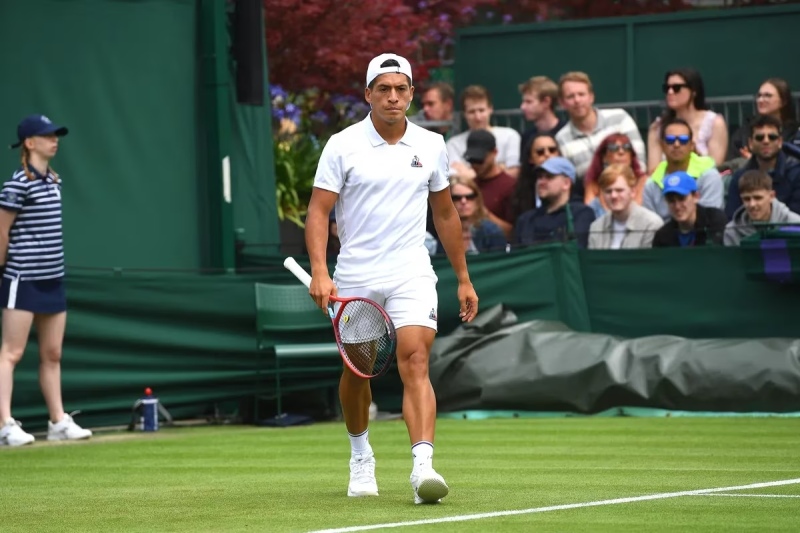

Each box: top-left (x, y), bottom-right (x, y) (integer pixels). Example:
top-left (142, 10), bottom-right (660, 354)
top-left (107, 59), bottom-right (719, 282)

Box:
top-left (510, 133), bottom-right (559, 221)
top-left (424, 82), bottom-right (454, 104)
top-left (749, 114), bottom-right (783, 135)
top-left (760, 78), bottom-right (795, 125)
top-left (660, 117), bottom-right (693, 140)
top-left (739, 169), bottom-right (773, 194)
top-left (661, 68), bottom-right (708, 123)
top-left (584, 133), bottom-right (645, 187)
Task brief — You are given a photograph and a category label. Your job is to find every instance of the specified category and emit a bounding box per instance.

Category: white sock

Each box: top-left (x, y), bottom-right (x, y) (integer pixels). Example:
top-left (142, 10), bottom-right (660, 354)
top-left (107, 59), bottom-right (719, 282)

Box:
top-left (349, 429), bottom-right (372, 458)
top-left (411, 441), bottom-right (433, 472)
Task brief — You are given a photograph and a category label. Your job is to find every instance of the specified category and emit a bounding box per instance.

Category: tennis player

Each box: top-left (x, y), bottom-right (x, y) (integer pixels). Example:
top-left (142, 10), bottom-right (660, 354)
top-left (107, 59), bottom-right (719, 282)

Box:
top-left (306, 53), bottom-right (478, 504)
top-left (0, 115), bottom-right (92, 446)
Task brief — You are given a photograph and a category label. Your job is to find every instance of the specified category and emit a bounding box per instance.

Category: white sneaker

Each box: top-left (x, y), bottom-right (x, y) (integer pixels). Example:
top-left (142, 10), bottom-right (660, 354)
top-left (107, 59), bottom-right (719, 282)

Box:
top-left (47, 412), bottom-right (92, 441)
top-left (410, 468), bottom-right (449, 504)
top-left (0, 418), bottom-right (35, 446)
top-left (348, 452), bottom-right (378, 497)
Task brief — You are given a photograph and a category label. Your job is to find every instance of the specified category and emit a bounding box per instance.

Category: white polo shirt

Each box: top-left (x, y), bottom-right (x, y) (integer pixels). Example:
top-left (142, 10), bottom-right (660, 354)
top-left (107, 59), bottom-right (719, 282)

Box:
top-left (314, 114), bottom-right (450, 288)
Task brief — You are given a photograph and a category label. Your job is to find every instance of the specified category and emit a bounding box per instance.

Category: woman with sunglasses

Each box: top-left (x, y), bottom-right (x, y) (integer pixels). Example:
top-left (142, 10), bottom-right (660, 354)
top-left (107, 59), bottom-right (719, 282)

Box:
top-left (509, 133), bottom-right (561, 223)
top-left (729, 78), bottom-right (798, 160)
top-left (443, 177), bottom-right (506, 255)
top-left (646, 68), bottom-right (728, 173)
top-left (583, 133), bottom-right (647, 217)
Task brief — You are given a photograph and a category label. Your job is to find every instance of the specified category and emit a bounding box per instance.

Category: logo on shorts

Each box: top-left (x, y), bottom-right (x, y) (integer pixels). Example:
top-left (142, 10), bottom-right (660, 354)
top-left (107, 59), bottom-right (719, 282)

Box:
top-left (429, 308), bottom-right (437, 322)
top-left (411, 155), bottom-right (422, 168)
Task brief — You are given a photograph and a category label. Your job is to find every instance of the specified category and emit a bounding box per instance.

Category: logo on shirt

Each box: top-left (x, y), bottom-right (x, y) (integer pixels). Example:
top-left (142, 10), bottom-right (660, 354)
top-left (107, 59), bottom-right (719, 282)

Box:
top-left (2, 192), bottom-right (17, 204)
top-left (411, 156), bottom-right (422, 168)
top-left (429, 308), bottom-right (437, 322)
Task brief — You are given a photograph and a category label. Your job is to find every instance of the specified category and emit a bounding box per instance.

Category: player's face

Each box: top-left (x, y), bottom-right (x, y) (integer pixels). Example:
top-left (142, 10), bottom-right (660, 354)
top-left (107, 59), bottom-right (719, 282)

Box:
top-left (26, 135), bottom-right (59, 159)
top-left (365, 73), bottom-right (413, 125)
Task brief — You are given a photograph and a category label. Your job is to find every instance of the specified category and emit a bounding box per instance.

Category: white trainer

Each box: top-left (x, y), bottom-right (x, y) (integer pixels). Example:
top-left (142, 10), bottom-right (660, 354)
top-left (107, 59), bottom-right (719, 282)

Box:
top-left (347, 452), bottom-right (379, 497)
top-left (0, 418), bottom-right (35, 446)
top-left (410, 468), bottom-right (449, 504)
top-left (47, 412), bottom-right (92, 441)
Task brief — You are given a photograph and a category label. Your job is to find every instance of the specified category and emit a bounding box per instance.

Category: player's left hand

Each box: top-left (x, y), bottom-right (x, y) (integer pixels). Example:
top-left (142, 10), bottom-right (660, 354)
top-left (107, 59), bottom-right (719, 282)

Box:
top-left (457, 281), bottom-right (478, 322)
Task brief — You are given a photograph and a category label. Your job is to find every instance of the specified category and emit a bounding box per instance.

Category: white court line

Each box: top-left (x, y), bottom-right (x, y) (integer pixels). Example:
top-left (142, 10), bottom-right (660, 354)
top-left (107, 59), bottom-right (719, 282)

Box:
top-left (697, 493), bottom-right (800, 499)
top-left (308, 478), bottom-right (800, 533)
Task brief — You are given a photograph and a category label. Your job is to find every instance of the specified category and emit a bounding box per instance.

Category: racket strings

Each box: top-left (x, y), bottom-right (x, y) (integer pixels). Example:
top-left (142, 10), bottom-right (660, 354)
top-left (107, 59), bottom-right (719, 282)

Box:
top-left (337, 300), bottom-right (395, 377)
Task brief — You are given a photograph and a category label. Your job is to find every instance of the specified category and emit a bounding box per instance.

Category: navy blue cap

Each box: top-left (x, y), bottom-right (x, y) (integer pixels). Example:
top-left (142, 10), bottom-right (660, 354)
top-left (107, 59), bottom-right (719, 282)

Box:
top-left (10, 115), bottom-right (68, 149)
top-left (662, 171), bottom-right (697, 196)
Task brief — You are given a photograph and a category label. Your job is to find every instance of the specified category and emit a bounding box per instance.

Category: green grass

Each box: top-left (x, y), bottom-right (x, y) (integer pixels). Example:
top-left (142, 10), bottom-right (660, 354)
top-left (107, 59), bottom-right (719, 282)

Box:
top-left (2, 419), bottom-right (799, 532)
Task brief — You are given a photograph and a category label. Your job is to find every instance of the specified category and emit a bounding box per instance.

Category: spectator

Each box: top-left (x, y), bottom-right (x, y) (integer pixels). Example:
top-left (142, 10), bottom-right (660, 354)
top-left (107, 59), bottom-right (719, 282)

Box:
top-left (647, 68), bottom-right (728, 173)
top-left (729, 78), bottom-right (799, 160)
top-left (463, 129), bottom-right (517, 237)
top-left (588, 164), bottom-right (663, 249)
top-left (726, 114), bottom-right (800, 219)
top-left (446, 85), bottom-right (521, 180)
top-left (509, 133), bottom-right (561, 222)
top-left (518, 76), bottom-right (567, 161)
top-left (555, 71), bottom-right (645, 198)
top-left (439, 177), bottom-right (506, 255)
top-left (643, 117), bottom-right (724, 221)
top-left (652, 171), bottom-right (727, 247)
top-left (416, 82), bottom-right (455, 139)
top-left (513, 157), bottom-right (596, 248)
top-left (724, 170), bottom-right (800, 247)
top-left (583, 133), bottom-right (647, 217)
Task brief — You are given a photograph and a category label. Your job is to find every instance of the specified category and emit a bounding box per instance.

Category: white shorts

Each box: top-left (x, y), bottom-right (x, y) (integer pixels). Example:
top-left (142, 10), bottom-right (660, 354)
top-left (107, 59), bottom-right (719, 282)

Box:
top-left (336, 274), bottom-right (438, 332)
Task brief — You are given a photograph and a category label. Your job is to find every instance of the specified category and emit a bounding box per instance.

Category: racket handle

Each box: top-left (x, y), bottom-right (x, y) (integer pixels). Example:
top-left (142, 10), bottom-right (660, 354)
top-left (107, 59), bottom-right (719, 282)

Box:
top-left (283, 257), bottom-right (312, 288)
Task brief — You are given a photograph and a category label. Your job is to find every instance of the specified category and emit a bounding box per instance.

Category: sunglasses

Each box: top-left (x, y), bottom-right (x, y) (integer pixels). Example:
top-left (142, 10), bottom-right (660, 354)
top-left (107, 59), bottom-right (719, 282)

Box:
top-left (664, 134), bottom-right (691, 145)
top-left (753, 133), bottom-right (780, 142)
top-left (451, 193), bottom-right (477, 202)
top-left (534, 146), bottom-right (559, 157)
top-left (607, 142), bottom-right (632, 153)
top-left (662, 83), bottom-right (689, 94)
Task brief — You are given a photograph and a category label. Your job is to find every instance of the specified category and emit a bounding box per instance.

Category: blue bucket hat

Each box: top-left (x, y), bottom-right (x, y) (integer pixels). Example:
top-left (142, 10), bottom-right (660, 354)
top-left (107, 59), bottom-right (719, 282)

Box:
top-left (10, 114), bottom-right (69, 149)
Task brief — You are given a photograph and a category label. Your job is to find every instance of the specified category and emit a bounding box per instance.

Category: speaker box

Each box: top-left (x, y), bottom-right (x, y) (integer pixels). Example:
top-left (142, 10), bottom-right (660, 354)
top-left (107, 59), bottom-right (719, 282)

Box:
top-left (231, 0), bottom-right (265, 106)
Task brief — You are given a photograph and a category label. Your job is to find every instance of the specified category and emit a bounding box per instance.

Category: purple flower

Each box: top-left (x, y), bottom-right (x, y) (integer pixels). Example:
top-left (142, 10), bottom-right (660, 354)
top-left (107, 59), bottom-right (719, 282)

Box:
top-left (270, 84), bottom-right (287, 101)
top-left (503, 14), bottom-right (512, 24)
top-left (486, 11), bottom-right (495, 19)
top-left (311, 110), bottom-right (328, 124)
top-left (460, 6), bottom-right (476, 16)
top-left (417, 0), bottom-right (427, 8)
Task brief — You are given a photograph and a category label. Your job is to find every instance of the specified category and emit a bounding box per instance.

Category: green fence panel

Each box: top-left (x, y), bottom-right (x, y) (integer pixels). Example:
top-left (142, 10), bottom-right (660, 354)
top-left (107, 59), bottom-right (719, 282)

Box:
top-left (455, 5), bottom-right (800, 111)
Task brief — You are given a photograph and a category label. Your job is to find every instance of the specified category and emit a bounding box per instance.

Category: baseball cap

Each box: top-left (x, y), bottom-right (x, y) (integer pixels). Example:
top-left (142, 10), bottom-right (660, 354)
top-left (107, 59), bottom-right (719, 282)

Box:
top-left (662, 171), bottom-right (697, 196)
top-left (365, 53), bottom-right (412, 88)
top-left (463, 129), bottom-right (497, 163)
top-left (536, 156), bottom-right (576, 182)
top-left (10, 114), bottom-right (68, 149)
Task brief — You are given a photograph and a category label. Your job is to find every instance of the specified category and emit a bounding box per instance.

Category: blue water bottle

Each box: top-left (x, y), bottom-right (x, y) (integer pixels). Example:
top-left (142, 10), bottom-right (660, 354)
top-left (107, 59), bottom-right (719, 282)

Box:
top-left (141, 387), bottom-right (159, 432)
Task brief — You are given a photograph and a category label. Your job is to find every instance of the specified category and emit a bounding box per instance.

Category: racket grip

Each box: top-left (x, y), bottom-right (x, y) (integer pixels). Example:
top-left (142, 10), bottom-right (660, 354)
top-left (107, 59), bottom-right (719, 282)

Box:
top-left (283, 257), bottom-right (313, 288)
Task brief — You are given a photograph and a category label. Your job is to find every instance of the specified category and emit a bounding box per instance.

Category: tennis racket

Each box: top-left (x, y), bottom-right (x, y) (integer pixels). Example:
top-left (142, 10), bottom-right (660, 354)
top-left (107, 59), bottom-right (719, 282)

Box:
top-left (283, 257), bottom-right (397, 379)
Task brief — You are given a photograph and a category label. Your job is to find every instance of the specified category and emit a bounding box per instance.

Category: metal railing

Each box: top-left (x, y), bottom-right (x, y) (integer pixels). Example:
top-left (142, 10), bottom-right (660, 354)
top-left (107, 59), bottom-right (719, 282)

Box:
top-left (410, 93), bottom-right (800, 137)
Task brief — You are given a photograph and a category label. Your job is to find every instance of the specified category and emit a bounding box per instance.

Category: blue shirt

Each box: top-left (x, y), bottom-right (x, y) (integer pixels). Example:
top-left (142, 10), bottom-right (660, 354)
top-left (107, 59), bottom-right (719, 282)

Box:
top-left (0, 166), bottom-right (64, 280)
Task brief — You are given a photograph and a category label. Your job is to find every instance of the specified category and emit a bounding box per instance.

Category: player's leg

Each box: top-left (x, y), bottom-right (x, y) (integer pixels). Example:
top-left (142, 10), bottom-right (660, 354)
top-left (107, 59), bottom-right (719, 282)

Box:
top-left (336, 286), bottom-right (384, 497)
top-left (0, 304), bottom-right (35, 446)
top-left (35, 310), bottom-right (90, 441)
top-left (384, 274), bottom-right (448, 504)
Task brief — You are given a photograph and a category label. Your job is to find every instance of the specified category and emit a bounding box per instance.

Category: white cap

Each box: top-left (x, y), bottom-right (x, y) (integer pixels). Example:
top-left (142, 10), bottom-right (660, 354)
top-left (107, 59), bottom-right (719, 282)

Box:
top-left (365, 53), bottom-right (412, 88)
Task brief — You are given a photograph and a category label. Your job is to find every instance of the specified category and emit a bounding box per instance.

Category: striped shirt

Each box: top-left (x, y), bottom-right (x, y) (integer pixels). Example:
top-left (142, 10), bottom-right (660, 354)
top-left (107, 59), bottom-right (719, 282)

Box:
top-left (0, 166), bottom-right (64, 281)
top-left (555, 108), bottom-right (646, 180)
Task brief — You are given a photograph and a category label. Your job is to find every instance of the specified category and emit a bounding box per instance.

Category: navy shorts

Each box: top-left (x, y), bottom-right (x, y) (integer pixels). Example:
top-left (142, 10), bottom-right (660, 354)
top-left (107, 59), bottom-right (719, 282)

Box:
top-left (0, 276), bottom-right (67, 314)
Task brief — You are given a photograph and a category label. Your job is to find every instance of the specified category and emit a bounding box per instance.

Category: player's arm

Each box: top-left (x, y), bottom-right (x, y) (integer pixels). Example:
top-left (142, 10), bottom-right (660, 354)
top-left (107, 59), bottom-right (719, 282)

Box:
top-left (429, 189), bottom-right (478, 322)
top-left (305, 187), bottom-right (338, 310)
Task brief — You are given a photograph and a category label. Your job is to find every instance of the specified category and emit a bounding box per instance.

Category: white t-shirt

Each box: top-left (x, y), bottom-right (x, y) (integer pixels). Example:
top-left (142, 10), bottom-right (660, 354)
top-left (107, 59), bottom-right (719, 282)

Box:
top-left (611, 219), bottom-right (627, 250)
top-left (446, 126), bottom-right (521, 175)
top-left (314, 115), bottom-right (450, 288)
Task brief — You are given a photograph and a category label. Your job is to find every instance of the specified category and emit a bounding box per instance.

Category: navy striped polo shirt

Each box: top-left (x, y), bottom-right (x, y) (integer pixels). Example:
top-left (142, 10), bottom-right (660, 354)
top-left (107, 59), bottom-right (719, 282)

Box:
top-left (0, 166), bottom-right (64, 280)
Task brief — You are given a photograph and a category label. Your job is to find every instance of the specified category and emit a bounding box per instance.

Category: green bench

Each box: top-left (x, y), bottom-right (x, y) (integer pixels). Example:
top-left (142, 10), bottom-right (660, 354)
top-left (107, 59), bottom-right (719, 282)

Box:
top-left (254, 282), bottom-right (342, 420)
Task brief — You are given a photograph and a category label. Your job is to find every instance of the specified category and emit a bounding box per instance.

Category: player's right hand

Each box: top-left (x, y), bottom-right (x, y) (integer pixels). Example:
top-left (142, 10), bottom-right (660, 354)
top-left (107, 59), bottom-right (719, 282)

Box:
top-left (309, 273), bottom-right (337, 313)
